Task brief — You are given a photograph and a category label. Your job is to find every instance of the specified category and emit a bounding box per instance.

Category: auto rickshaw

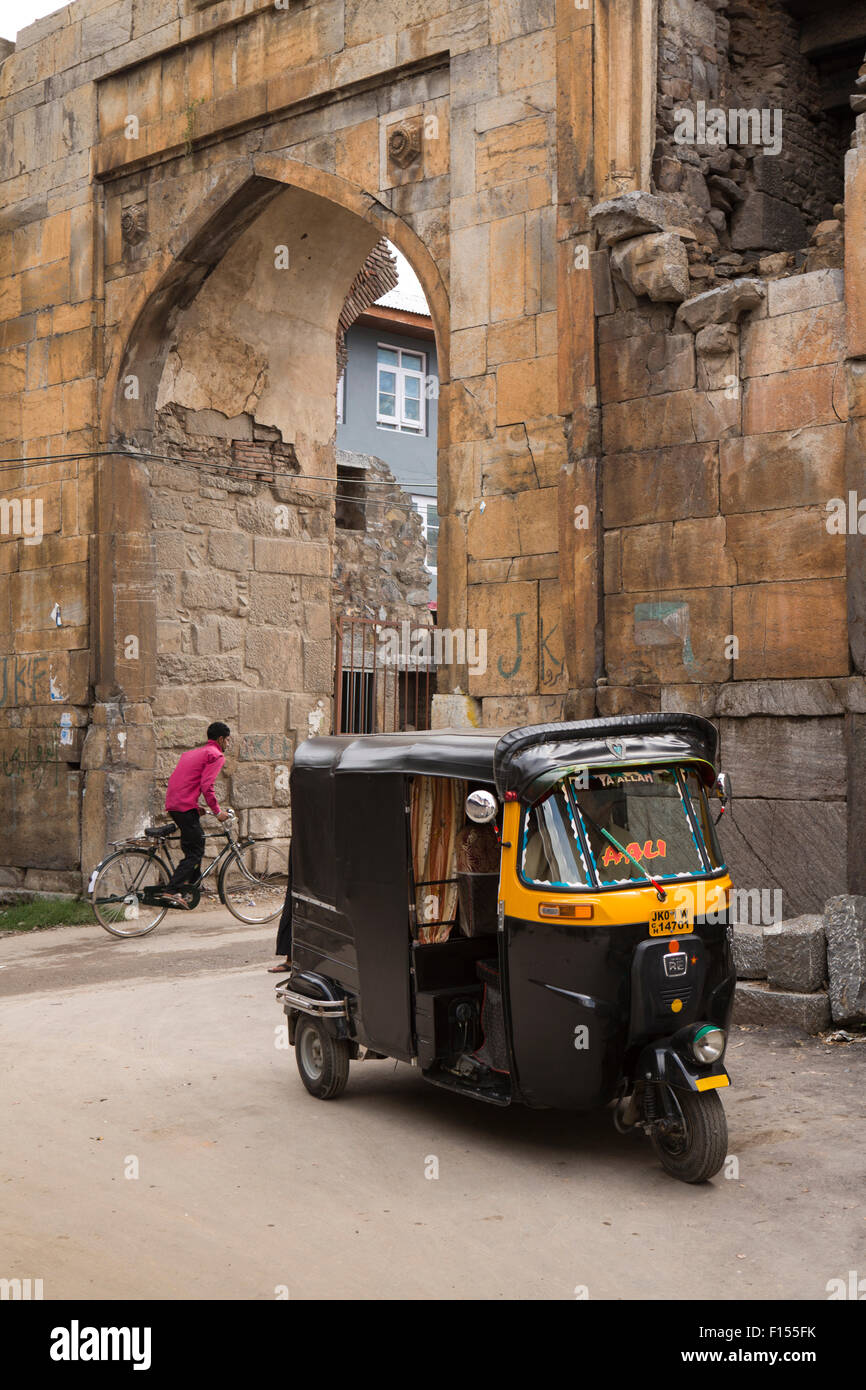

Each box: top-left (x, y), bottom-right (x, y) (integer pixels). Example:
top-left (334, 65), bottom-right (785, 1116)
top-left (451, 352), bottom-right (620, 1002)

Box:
top-left (275, 714), bottom-right (736, 1183)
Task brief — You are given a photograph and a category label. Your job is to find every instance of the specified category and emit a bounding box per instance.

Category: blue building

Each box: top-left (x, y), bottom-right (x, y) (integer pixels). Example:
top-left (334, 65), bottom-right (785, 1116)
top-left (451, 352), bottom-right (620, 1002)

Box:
top-left (336, 276), bottom-right (439, 601)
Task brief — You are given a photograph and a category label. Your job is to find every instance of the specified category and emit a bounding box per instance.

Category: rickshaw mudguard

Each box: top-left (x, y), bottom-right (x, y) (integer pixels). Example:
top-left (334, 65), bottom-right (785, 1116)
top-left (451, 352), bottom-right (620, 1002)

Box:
top-left (634, 1040), bottom-right (730, 1093)
top-left (281, 971), bottom-right (352, 1043)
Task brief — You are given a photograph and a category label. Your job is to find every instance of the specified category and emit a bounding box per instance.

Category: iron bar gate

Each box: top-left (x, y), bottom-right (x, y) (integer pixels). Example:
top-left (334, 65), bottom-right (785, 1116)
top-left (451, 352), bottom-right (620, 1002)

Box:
top-left (334, 617), bottom-right (434, 734)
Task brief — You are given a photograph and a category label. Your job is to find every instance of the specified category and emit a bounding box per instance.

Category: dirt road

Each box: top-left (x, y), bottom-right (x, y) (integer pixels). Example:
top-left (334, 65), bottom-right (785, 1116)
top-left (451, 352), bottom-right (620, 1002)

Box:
top-left (1, 909), bottom-right (864, 1300)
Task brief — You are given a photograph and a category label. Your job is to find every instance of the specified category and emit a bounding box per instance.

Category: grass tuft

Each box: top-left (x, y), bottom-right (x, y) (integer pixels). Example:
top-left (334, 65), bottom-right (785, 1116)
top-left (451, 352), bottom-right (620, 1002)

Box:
top-left (0, 898), bottom-right (96, 932)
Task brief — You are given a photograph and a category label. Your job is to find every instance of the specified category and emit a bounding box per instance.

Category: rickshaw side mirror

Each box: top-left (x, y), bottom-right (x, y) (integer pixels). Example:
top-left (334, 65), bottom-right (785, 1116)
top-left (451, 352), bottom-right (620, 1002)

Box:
top-left (714, 772), bottom-right (731, 805)
top-left (466, 790), bottom-right (497, 824)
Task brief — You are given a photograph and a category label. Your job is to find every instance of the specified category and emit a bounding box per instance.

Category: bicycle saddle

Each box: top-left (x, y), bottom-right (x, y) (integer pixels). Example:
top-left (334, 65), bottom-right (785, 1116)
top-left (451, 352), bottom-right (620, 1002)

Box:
top-left (144, 824), bottom-right (175, 838)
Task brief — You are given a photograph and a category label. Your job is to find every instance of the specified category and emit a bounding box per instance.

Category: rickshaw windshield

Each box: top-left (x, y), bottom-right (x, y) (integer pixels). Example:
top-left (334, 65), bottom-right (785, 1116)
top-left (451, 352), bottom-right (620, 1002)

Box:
top-left (519, 763), bottom-right (724, 890)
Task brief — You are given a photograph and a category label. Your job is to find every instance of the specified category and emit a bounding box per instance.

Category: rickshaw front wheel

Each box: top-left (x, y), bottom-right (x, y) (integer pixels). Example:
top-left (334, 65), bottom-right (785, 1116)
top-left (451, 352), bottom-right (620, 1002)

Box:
top-left (295, 1016), bottom-right (350, 1100)
top-left (650, 1088), bottom-right (727, 1184)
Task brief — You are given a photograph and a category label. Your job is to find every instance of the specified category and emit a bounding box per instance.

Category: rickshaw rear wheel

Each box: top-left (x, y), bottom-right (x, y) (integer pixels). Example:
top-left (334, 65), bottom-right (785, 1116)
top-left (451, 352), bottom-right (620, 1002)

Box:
top-left (650, 1088), bottom-right (727, 1184)
top-left (295, 1016), bottom-right (350, 1100)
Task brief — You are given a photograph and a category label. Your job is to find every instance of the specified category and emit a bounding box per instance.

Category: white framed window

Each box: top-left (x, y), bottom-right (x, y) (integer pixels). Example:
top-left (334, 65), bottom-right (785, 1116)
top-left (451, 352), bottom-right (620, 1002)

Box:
top-left (377, 344), bottom-right (426, 435)
top-left (336, 370), bottom-right (345, 423)
top-left (412, 495), bottom-right (439, 575)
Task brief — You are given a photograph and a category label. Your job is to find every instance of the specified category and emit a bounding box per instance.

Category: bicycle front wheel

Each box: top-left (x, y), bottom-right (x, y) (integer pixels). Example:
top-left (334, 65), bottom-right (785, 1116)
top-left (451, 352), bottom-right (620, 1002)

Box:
top-left (90, 850), bottom-right (170, 938)
top-left (219, 842), bottom-right (287, 924)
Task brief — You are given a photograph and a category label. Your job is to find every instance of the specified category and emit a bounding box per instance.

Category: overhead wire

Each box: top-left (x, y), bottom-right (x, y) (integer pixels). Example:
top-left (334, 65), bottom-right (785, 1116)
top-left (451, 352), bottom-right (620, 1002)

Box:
top-left (0, 446), bottom-right (439, 508)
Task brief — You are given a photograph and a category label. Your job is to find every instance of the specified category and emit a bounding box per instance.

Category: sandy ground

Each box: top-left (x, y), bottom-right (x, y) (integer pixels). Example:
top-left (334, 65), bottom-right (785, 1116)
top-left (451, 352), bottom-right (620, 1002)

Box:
top-left (0, 906), bottom-right (864, 1301)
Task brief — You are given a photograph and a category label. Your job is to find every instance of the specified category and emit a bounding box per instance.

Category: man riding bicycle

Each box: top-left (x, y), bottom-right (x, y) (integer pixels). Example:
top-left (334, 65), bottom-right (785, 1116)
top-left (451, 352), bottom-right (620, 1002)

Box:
top-left (163, 722), bottom-right (231, 909)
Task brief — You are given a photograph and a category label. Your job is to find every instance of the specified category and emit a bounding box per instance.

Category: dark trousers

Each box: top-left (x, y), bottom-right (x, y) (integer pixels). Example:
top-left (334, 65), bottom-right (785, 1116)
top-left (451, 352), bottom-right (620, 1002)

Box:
top-left (166, 809), bottom-right (205, 888)
top-left (275, 848), bottom-right (293, 959)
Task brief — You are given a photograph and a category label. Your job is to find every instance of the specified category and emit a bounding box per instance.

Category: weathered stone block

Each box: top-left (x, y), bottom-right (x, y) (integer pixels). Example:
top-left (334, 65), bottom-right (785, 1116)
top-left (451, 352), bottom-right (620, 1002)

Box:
top-left (717, 680), bottom-right (843, 718)
top-left (22, 868), bottom-right (82, 894)
top-left (468, 579), bottom-right (538, 697)
top-left (480, 694), bottom-right (563, 726)
top-left (763, 916), bottom-right (827, 993)
top-left (487, 317), bottom-right (535, 366)
top-left (490, 214), bottom-right (525, 323)
top-left (621, 517), bottom-right (734, 590)
top-left (603, 442), bottom-right (718, 526)
top-left (451, 222), bottom-right (489, 331)
top-left (245, 628), bottom-right (302, 690)
top-left (430, 693), bottom-right (482, 729)
top-left (725, 509), bottom-right (843, 584)
top-left (719, 716), bottom-right (845, 800)
top-left (208, 530), bottom-right (252, 572)
top-left (732, 924), bottom-right (766, 980)
top-left (741, 302), bottom-right (846, 378)
top-left (720, 425), bottom-right (845, 513)
top-left (717, 799), bottom-right (845, 919)
top-left (823, 895), bottom-right (866, 1024)
top-left (515, 487), bottom-right (557, 556)
top-left (606, 587), bottom-right (732, 684)
top-left (595, 685), bottom-right (660, 716)
top-left (252, 538), bottom-right (329, 576)
top-left (731, 193), bottom-right (807, 253)
top-left (181, 570), bottom-right (236, 611)
top-left (476, 116), bottom-right (550, 189)
top-left (767, 268), bottom-right (843, 317)
top-left (231, 763), bottom-right (272, 809)
top-left (733, 981), bottom-right (830, 1033)
top-left (604, 387), bottom-right (737, 452)
top-left (731, 580), bottom-right (848, 679)
top-left (496, 355), bottom-right (558, 424)
top-left (674, 278), bottom-right (765, 332)
top-left (248, 807), bottom-right (289, 839)
top-left (467, 495), bottom-right (519, 561)
top-left (599, 331), bottom-right (694, 402)
top-left (589, 191), bottom-right (669, 247)
top-left (609, 233), bottom-right (690, 303)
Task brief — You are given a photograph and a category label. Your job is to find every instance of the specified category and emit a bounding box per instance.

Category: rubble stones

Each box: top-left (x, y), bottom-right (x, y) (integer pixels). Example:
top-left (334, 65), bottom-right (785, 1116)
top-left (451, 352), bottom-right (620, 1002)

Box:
top-left (763, 915), bottom-right (827, 994)
top-left (824, 896), bottom-right (866, 1024)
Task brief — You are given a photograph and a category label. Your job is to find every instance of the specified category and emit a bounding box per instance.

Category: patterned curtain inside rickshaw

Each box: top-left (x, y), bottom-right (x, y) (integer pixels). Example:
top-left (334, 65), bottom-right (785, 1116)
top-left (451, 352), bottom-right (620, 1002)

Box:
top-left (410, 776), bottom-right (466, 943)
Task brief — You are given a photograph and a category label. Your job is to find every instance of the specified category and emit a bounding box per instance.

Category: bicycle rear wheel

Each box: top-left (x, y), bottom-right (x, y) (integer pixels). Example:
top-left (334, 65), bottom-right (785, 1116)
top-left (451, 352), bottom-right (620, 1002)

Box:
top-left (90, 849), bottom-right (170, 937)
top-left (219, 842), bottom-right (287, 924)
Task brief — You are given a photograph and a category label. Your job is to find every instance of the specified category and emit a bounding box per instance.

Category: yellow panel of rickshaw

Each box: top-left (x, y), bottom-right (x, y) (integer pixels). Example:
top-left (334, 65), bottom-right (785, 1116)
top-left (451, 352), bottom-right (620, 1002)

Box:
top-left (498, 801), bottom-right (733, 926)
top-left (695, 1074), bottom-right (730, 1091)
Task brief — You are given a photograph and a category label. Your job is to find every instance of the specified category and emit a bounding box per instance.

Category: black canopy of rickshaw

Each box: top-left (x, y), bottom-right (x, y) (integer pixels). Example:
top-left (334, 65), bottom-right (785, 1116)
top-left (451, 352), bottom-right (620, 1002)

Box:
top-left (493, 713), bottom-right (719, 802)
top-left (292, 714), bottom-right (718, 813)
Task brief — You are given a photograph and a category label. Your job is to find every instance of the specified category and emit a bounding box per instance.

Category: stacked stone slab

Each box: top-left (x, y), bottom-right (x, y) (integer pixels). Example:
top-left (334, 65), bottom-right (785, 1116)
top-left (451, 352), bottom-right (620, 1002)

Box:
top-left (732, 897), bottom-right (866, 1033)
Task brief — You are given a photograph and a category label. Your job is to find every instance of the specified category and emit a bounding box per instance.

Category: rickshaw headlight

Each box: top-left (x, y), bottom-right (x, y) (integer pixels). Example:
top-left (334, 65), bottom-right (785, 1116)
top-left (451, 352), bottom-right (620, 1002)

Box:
top-left (692, 1025), bottom-right (725, 1064)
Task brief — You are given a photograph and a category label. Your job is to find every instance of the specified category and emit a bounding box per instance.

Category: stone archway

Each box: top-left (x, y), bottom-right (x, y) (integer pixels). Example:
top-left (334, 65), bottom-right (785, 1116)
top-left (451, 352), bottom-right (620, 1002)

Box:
top-left (83, 163), bottom-right (451, 864)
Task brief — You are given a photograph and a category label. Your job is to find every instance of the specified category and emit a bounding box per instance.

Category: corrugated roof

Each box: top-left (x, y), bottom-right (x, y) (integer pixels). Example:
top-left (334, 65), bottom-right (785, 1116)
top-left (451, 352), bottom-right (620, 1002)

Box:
top-left (376, 244), bottom-right (431, 318)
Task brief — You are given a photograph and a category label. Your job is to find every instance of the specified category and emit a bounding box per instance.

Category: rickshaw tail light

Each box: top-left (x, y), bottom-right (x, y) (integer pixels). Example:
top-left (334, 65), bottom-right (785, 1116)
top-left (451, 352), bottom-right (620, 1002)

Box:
top-left (538, 902), bottom-right (593, 920)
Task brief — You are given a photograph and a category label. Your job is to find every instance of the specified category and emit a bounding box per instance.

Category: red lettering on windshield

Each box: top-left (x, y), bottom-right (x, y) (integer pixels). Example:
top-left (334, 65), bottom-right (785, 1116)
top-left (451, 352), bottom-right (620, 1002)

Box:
top-left (600, 839), bottom-right (667, 868)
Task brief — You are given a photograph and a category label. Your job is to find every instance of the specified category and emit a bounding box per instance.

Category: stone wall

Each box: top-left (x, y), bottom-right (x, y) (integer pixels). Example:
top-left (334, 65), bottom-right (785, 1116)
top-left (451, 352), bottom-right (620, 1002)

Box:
top-left (591, 185), bottom-right (857, 912)
top-left (147, 403), bottom-right (331, 855)
top-left (1, 0), bottom-right (865, 903)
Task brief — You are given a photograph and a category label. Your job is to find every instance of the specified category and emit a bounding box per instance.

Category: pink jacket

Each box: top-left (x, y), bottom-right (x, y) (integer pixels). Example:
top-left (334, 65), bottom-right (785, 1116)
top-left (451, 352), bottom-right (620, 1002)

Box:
top-left (165, 740), bottom-right (225, 816)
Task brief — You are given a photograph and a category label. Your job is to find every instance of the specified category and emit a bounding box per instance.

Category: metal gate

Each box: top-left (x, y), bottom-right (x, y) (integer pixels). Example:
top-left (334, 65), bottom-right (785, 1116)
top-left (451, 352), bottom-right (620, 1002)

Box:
top-left (334, 617), bottom-right (434, 734)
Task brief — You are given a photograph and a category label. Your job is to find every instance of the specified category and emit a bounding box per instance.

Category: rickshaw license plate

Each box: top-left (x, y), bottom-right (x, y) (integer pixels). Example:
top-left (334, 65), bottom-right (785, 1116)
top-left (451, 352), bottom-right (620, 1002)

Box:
top-left (648, 905), bottom-right (693, 936)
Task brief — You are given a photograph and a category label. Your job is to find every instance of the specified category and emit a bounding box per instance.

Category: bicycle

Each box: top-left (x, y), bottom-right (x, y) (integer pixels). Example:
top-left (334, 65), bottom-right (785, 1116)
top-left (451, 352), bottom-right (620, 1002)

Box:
top-left (88, 809), bottom-right (288, 938)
